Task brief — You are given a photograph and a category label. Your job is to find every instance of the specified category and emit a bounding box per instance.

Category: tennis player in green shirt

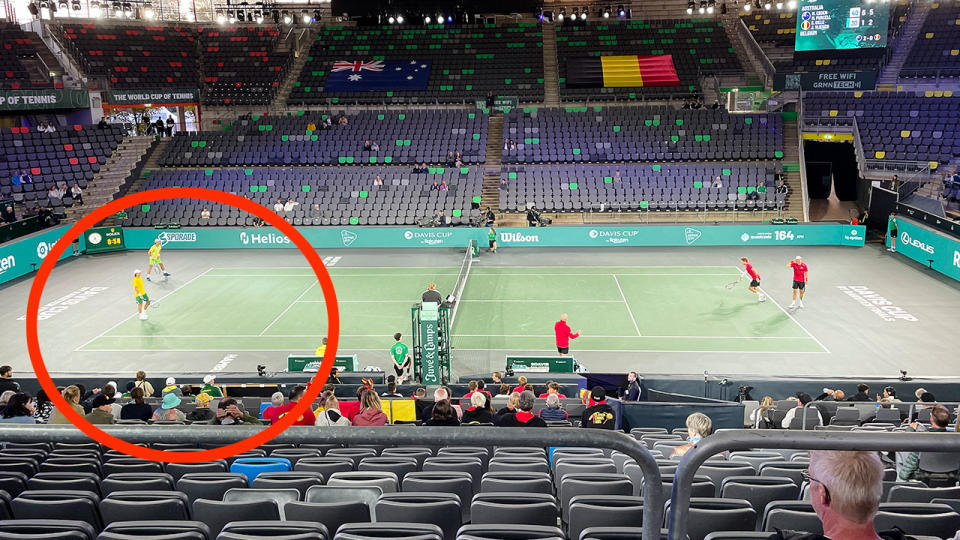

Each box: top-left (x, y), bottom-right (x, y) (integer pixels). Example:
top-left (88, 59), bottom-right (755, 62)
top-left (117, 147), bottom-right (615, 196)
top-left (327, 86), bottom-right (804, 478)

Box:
top-left (390, 332), bottom-right (411, 383)
top-left (488, 227), bottom-right (497, 254)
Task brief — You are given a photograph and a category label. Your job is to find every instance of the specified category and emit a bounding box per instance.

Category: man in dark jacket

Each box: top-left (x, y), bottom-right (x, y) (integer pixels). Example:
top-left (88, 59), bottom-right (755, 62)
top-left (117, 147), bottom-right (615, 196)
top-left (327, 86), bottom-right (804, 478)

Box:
top-left (0, 366), bottom-right (20, 394)
top-left (625, 372), bottom-right (642, 401)
top-left (581, 387), bottom-right (615, 429)
top-left (847, 384), bottom-right (871, 402)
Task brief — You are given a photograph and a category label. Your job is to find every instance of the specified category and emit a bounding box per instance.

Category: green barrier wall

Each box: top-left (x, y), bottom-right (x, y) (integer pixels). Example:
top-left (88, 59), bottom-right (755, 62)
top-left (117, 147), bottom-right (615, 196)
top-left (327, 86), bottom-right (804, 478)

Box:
top-left (122, 224), bottom-right (865, 250)
top-left (0, 226), bottom-right (85, 286)
top-left (891, 219), bottom-right (960, 282)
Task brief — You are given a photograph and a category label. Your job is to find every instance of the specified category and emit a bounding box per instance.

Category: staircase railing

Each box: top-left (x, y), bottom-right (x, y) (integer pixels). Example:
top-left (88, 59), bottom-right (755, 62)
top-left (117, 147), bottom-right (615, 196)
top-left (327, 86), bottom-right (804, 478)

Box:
top-left (797, 97), bottom-right (810, 222)
top-left (736, 17), bottom-right (775, 88)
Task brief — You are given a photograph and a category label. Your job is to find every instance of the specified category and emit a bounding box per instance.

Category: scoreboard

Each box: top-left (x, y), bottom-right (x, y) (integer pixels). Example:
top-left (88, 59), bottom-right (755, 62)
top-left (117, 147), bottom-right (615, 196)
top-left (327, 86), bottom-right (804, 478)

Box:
top-left (84, 226), bottom-right (125, 254)
top-left (795, 0), bottom-right (889, 52)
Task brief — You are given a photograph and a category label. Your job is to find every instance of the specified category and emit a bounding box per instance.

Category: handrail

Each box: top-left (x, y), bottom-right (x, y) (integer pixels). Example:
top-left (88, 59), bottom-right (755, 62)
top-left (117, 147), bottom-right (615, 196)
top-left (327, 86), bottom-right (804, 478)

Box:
top-left (667, 429), bottom-right (960, 540)
top-left (852, 116), bottom-right (868, 176)
top-left (0, 425), bottom-right (666, 540)
top-left (736, 17), bottom-right (775, 88)
top-left (797, 95), bottom-right (810, 222)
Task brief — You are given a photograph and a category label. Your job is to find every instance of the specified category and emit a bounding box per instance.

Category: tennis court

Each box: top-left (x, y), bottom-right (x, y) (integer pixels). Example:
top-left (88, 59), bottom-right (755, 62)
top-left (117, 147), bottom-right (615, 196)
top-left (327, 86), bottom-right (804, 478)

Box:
top-left (77, 262), bottom-right (825, 355)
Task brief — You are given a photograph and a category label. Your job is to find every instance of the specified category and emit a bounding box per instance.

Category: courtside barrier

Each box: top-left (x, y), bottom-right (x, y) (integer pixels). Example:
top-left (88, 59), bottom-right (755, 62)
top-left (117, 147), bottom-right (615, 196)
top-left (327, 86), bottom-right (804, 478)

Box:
top-left (890, 218), bottom-right (960, 282)
top-left (667, 429), bottom-right (960, 540)
top-left (0, 225), bottom-right (84, 285)
top-left (0, 425), bottom-right (665, 540)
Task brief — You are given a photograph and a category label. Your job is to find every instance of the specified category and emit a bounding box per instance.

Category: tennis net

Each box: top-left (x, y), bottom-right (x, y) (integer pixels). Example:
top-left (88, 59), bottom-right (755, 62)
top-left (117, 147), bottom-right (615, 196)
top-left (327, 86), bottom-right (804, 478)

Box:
top-left (448, 241), bottom-right (475, 330)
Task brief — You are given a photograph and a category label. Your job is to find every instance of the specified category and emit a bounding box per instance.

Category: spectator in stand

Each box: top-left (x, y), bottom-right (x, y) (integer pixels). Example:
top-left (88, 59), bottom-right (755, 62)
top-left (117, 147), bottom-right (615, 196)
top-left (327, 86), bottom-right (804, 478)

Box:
top-left (275, 385), bottom-right (316, 426)
top-left (329, 367), bottom-right (342, 385)
top-left (166, 117), bottom-right (175, 137)
top-left (0, 390), bottom-right (13, 411)
top-left (538, 381), bottom-right (567, 399)
top-left (781, 392), bottom-right (822, 428)
top-left (581, 387), bottom-right (616, 429)
top-left (353, 390), bottom-right (388, 426)
top-left (439, 180), bottom-right (449, 191)
top-left (463, 381), bottom-right (479, 398)
top-left (914, 388), bottom-right (932, 402)
top-left (186, 393), bottom-right (215, 422)
top-left (461, 393), bottom-right (494, 424)
top-left (511, 376), bottom-right (528, 395)
top-left (98, 118), bottom-right (109, 129)
top-left (776, 179), bottom-right (789, 197)
top-left (371, 141), bottom-right (379, 152)
top-left (496, 392), bottom-right (520, 417)
top-left (445, 151), bottom-right (455, 166)
top-left (363, 140), bottom-right (372, 151)
top-left (538, 393), bottom-right (568, 421)
top-left (374, 175), bottom-right (384, 186)
top-left (49, 385), bottom-right (83, 424)
top-left (315, 391), bottom-right (351, 426)
top-left (750, 396), bottom-right (775, 428)
top-left (0, 393), bottom-right (36, 424)
top-left (211, 398), bottom-right (261, 425)
top-left (47, 186), bottom-right (60, 203)
top-left (671, 412), bottom-right (712, 458)
top-left (497, 384), bottom-right (511, 396)
top-left (200, 207), bottom-right (211, 219)
top-left (161, 377), bottom-right (181, 398)
top-left (712, 176), bottom-right (723, 188)
top-left (338, 114), bottom-right (348, 126)
top-left (0, 366), bottom-right (20, 394)
top-left (132, 370), bottom-right (154, 397)
top-left (382, 380), bottom-right (403, 398)
top-left (430, 180), bottom-right (440, 191)
top-left (426, 398), bottom-right (461, 426)
top-left (815, 388), bottom-right (846, 401)
top-left (877, 386), bottom-right (901, 403)
top-left (806, 450), bottom-right (886, 540)
top-left (152, 392), bottom-right (186, 422)
top-left (201, 375), bottom-right (223, 397)
top-left (283, 198), bottom-right (299, 213)
top-left (847, 384), bottom-right (871, 402)
top-left (262, 392), bottom-right (285, 423)
top-left (120, 387), bottom-right (153, 422)
top-left (898, 405), bottom-right (953, 482)
top-left (70, 183), bottom-right (83, 205)
top-left (496, 391), bottom-right (547, 427)
top-left (84, 393), bottom-right (116, 425)
top-left (491, 371), bottom-right (503, 385)
top-left (500, 178), bottom-right (508, 190)
top-left (625, 372), bottom-right (642, 401)
top-left (273, 198), bottom-right (285, 212)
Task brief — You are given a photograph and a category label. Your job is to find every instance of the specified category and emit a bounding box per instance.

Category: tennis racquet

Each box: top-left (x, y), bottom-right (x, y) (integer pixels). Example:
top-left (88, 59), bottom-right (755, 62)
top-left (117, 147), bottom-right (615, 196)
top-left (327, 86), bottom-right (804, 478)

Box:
top-left (725, 276), bottom-right (743, 290)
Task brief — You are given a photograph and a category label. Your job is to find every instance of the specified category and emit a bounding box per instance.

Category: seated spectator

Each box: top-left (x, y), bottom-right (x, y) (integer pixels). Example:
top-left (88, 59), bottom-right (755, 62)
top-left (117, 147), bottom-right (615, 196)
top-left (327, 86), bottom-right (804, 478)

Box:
top-left (431, 181), bottom-right (440, 191)
top-left (262, 392), bottom-right (285, 423)
top-left (0, 393), bottom-right (36, 424)
top-left (538, 393), bottom-right (568, 421)
top-left (49, 385), bottom-right (84, 424)
top-left (898, 405), bottom-right (954, 483)
top-left (47, 186), bottom-right (60, 202)
top-left (497, 384), bottom-right (511, 396)
top-left (371, 141), bottom-right (379, 152)
top-left (496, 392), bottom-right (520, 417)
top-left (19, 170), bottom-right (32, 184)
top-left (781, 392), bottom-right (823, 428)
top-left (338, 115), bottom-right (348, 126)
top-left (32, 389), bottom-right (53, 424)
top-left (329, 367), bottom-right (342, 385)
top-left (511, 376), bottom-right (528, 395)
top-left (211, 398), bottom-right (261, 425)
top-left (273, 198), bottom-right (284, 212)
top-left (316, 391), bottom-right (350, 426)
top-left (750, 395), bottom-right (775, 428)
top-left (275, 385), bottom-right (316, 426)
top-left (581, 387), bottom-right (615, 429)
top-left (878, 386), bottom-right (901, 403)
top-left (806, 450), bottom-right (885, 540)
top-left (381, 381), bottom-right (403, 398)
top-left (152, 393), bottom-right (186, 422)
top-left (671, 412), bottom-right (712, 458)
top-left (712, 176), bottom-right (722, 188)
top-left (461, 393), bottom-right (494, 424)
top-left (463, 380), bottom-right (479, 398)
top-left (914, 388), bottom-right (931, 402)
top-left (0, 390), bottom-right (13, 409)
top-left (815, 388), bottom-right (845, 401)
top-left (363, 140), bottom-right (372, 151)
top-left (98, 118), bottom-right (109, 129)
top-left (200, 207), bottom-right (211, 219)
top-left (186, 393), bottom-right (215, 422)
top-left (426, 398), bottom-right (462, 426)
top-left (538, 381), bottom-right (567, 399)
top-left (283, 198), bottom-right (299, 212)
top-left (374, 175), bottom-right (383, 186)
top-left (495, 391), bottom-right (547, 427)
top-left (83, 393), bottom-right (116, 425)
top-left (848, 384), bottom-right (871, 402)
top-left (161, 377), bottom-right (181, 398)
top-left (201, 375), bottom-right (223, 397)
top-left (120, 387), bottom-right (153, 422)
top-left (353, 390), bottom-right (387, 426)
top-left (439, 180), bottom-right (449, 191)
top-left (71, 183), bottom-right (83, 205)
top-left (446, 151), bottom-right (455, 166)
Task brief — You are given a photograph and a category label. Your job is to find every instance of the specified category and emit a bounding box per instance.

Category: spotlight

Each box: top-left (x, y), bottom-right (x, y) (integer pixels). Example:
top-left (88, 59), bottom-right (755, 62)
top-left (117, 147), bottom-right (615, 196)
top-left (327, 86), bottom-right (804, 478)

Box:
top-left (580, 8), bottom-right (587, 19)
top-left (122, 1), bottom-right (132, 16)
top-left (571, 7), bottom-right (578, 19)
top-left (707, 5), bottom-right (714, 12)
top-left (436, 13), bottom-right (443, 24)
top-left (447, 15), bottom-right (452, 22)
top-left (57, 0), bottom-right (66, 11)
top-left (236, 9), bottom-right (244, 22)
top-left (216, 10), bottom-right (226, 23)
top-left (424, 15), bottom-right (431, 23)
top-left (687, 0), bottom-right (695, 14)
top-left (228, 12), bottom-right (236, 22)
top-left (271, 9), bottom-right (278, 23)
top-left (775, 2), bottom-right (782, 9)
top-left (281, 10), bottom-right (291, 24)
top-left (617, 5), bottom-right (626, 16)
top-left (142, 4), bottom-right (154, 18)
top-left (602, 6), bottom-right (611, 17)
top-left (557, 7), bottom-right (565, 20)
top-left (387, 15), bottom-right (395, 23)
top-left (112, 1), bottom-right (121, 15)
top-left (699, 0), bottom-right (706, 13)
top-left (764, 2), bottom-right (771, 9)
top-left (301, 10), bottom-right (311, 23)
top-left (396, 14), bottom-right (403, 23)
top-left (787, 0), bottom-right (796, 8)
top-left (742, 2), bottom-right (751, 11)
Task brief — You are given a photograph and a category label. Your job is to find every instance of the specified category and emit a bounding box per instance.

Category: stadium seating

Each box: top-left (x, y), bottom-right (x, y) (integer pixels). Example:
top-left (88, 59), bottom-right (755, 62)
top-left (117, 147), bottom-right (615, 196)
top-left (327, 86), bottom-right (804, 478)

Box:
top-left (501, 107), bottom-right (783, 163)
top-left (123, 166), bottom-right (483, 227)
top-left (160, 111), bottom-right (488, 166)
top-left (556, 19), bottom-right (744, 102)
top-left (288, 23), bottom-right (545, 106)
top-left (199, 26), bottom-right (291, 105)
top-left (741, 12), bottom-right (796, 46)
top-left (60, 24), bottom-right (201, 89)
top-left (900, 1), bottom-right (960, 79)
top-left (802, 91), bottom-right (960, 165)
top-left (0, 23), bottom-right (53, 89)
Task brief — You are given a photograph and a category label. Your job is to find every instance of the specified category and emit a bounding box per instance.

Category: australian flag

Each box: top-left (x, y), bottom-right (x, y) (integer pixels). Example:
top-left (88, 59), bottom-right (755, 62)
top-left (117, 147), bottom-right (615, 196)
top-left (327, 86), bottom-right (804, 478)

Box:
top-left (324, 59), bottom-right (432, 92)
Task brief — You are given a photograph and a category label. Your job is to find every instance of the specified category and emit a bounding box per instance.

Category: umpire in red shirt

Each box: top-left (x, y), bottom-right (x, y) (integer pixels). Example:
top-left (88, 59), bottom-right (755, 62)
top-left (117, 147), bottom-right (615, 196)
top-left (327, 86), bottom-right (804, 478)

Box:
top-left (554, 313), bottom-right (580, 356)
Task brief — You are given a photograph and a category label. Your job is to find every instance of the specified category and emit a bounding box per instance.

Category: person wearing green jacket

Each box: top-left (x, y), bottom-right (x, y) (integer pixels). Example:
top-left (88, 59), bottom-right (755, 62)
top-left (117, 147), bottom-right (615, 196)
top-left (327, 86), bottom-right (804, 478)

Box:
top-left (201, 374), bottom-right (224, 397)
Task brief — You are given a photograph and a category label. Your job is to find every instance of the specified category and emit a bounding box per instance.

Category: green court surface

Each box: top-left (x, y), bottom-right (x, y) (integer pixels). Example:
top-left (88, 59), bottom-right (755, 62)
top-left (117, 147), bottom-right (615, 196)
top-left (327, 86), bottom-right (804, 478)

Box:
top-left (78, 265), bottom-right (826, 354)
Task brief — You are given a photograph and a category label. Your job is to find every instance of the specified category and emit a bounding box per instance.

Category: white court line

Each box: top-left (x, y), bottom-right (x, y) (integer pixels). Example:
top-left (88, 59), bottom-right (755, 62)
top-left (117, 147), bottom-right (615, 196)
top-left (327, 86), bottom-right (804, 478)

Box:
top-left (201, 274), bottom-right (460, 277)
top-left (612, 274), bottom-right (642, 336)
top-left (100, 333), bottom-right (818, 340)
top-left (75, 267), bottom-right (215, 352)
top-left (258, 281), bottom-right (318, 336)
top-left (466, 273), bottom-right (740, 277)
top-left (731, 265), bottom-right (832, 354)
top-left (295, 299), bottom-right (625, 303)
top-left (77, 348), bottom-right (829, 354)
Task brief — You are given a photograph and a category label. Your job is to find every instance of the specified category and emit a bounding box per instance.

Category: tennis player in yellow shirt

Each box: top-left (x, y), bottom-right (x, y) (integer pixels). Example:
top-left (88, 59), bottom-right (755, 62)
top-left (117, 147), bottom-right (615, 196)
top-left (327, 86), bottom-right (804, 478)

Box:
top-left (133, 270), bottom-right (151, 320)
top-left (146, 239), bottom-right (171, 281)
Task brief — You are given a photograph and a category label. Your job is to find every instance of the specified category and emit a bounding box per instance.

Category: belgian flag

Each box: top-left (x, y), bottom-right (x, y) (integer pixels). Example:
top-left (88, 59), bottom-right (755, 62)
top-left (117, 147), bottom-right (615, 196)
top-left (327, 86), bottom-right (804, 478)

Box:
top-left (566, 55), bottom-right (680, 88)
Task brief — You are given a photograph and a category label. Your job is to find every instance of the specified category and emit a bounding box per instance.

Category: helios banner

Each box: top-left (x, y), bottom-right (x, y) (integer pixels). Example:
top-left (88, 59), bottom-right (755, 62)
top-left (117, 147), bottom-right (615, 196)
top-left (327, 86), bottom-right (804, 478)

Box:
top-left (891, 218), bottom-right (960, 283)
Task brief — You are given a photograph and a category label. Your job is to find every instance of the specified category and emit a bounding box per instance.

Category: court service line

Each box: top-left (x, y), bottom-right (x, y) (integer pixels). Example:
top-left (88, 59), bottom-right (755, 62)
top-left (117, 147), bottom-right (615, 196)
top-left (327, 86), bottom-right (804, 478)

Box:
top-left (99, 333), bottom-right (822, 340)
top-left (732, 265), bottom-right (832, 354)
top-left (294, 299), bottom-right (626, 303)
top-left (77, 348), bottom-right (829, 354)
top-left (612, 275), bottom-right (642, 337)
top-left (75, 267), bottom-right (215, 352)
top-left (258, 281), bottom-right (319, 337)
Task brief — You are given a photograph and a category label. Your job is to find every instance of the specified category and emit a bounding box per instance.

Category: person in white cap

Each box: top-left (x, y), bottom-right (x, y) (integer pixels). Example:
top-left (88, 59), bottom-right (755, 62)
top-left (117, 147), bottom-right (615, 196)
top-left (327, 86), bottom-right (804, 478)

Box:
top-left (146, 238), bottom-right (171, 282)
top-left (201, 374), bottom-right (223, 397)
top-left (161, 377), bottom-right (182, 398)
top-left (133, 270), bottom-right (150, 320)
top-left (787, 255), bottom-right (808, 308)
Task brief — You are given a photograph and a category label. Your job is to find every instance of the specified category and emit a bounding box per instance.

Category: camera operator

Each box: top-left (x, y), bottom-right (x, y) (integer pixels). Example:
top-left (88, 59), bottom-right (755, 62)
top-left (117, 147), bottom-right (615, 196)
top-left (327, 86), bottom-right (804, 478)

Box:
top-left (526, 206), bottom-right (541, 227)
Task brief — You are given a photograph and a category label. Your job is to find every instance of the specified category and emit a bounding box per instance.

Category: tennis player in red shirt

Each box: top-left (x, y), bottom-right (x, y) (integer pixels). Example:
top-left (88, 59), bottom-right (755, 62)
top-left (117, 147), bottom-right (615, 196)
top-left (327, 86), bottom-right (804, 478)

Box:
top-left (787, 255), bottom-right (808, 308)
top-left (554, 313), bottom-right (580, 356)
top-left (740, 257), bottom-right (765, 302)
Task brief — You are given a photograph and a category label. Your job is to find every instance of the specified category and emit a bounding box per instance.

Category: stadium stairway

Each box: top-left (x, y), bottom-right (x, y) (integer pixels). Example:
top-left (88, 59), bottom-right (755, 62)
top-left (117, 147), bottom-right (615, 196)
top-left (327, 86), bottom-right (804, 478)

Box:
top-left (65, 136), bottom-right (154, 222)
top-left (482, 115), bottom-right (504, 213)
top-left (720, 11), bottom-right (766, 91)
top-left (878, 2), bottom-right (931, 87)
top-left (541, 24), bottom-right (560, 107)
top-left (780, 117), bottom-right (805, 221)
top-left (272, 38), bottom-right (314, 110)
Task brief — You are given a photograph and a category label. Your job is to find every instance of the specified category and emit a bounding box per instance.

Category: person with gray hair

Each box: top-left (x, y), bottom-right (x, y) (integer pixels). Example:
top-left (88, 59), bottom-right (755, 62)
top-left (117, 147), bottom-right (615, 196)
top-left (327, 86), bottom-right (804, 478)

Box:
top-left (495, 390), bottom-right (547, 427)
top-left (538, 393), bottom-right (568, 421)
top-left (461, 392), bottom-right (494, 424)
top-left (671, 412), bottom-right (713, 458)
top-left (801, 450), bottom-right (884, 540)
top-left (262, 391), bottom-right (285, 423)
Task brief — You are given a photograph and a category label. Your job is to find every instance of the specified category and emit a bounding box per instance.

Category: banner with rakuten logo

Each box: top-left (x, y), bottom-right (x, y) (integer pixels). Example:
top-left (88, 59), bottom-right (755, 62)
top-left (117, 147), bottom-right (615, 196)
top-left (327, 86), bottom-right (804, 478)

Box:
top-left (894, 218), bottom-right (960, 283)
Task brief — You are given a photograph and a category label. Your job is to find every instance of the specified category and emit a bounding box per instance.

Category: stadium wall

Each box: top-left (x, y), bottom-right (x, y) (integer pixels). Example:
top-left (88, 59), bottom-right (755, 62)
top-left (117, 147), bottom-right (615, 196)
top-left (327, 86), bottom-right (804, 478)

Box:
top-left (890, 218), bottom-right (960, 283)
top-left (0, 225), bottom-right (85, 285)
